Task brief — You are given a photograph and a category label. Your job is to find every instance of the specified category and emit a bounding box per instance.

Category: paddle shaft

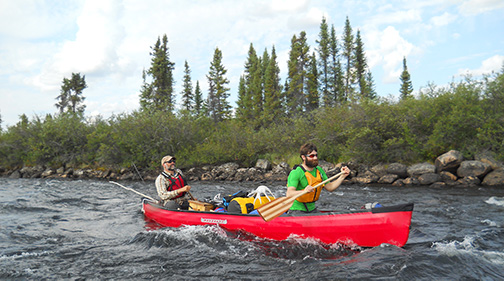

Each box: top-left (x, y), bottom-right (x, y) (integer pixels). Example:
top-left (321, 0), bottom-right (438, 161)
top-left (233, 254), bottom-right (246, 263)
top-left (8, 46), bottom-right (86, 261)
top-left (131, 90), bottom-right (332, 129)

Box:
top-left (258, 171), bottom-right (344, 222)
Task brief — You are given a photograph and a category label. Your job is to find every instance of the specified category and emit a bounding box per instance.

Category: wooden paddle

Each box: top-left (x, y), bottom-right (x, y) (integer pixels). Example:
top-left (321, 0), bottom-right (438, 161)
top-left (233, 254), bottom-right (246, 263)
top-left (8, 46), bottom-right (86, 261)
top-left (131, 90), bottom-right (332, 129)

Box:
top-left (257, 172), bottom-right (344, 222)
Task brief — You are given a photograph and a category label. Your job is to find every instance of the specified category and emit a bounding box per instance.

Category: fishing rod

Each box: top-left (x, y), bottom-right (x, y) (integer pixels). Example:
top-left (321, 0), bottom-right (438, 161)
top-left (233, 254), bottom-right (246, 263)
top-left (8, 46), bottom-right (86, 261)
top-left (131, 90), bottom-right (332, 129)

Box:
top-left (110, 181), bottom-right (158, 203)
top-left (132, 163), bottom-right (145, 182)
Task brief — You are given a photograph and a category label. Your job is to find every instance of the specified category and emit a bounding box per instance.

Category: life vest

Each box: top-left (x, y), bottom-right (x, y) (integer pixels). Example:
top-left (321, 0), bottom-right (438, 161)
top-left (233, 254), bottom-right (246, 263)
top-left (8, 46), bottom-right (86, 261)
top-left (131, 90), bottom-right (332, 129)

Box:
top-left (295, 165), bottom-right (324, 203)
top-left (161, 171), bottom-right (187, 199)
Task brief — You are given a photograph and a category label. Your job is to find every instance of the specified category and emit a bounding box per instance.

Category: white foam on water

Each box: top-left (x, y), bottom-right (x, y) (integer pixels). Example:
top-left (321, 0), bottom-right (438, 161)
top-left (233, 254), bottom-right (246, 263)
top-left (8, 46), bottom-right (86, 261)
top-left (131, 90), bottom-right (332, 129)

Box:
top-left (0, 250), bottom-right (54, 261)
top-left (481, 219), bottom-right (500, 227)
top-left (485, 196), bottom-right (504, 207)
top-left (433, 236), bottom-right (504, 265)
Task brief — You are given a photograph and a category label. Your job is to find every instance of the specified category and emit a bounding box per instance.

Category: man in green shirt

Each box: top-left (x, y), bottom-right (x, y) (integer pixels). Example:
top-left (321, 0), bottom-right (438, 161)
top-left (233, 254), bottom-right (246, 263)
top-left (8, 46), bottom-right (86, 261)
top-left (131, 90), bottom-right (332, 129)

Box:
top-left (286, 143), bottom-right (350, 213)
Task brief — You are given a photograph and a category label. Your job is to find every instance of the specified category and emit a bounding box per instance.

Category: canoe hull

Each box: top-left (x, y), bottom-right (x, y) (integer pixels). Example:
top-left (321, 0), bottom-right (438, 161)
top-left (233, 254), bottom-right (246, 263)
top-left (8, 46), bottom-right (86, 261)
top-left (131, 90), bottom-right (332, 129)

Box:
top-left (142, 201), bottom-right (413, 247)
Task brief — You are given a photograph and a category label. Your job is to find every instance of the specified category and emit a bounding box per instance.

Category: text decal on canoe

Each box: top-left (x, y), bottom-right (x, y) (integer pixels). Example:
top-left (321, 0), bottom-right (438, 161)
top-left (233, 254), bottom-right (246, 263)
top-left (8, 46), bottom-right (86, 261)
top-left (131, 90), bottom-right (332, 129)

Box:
top-left (201, 218), bottom-right (228, 224)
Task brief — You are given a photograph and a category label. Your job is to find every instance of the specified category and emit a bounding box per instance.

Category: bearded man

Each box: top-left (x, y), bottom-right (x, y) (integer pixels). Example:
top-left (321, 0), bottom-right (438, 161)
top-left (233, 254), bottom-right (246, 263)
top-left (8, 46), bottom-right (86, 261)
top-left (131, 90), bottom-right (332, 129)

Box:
top-left (155, 155), bottom-right (193, 209)
top-left (286, 143), bottom-right (350, 213)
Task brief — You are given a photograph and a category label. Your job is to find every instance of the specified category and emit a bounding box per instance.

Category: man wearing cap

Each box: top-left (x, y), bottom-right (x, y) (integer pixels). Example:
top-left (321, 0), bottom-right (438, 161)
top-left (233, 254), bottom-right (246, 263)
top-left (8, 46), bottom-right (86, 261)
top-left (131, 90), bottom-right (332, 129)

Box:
top-left (155, 155), bottom-right (193, 209)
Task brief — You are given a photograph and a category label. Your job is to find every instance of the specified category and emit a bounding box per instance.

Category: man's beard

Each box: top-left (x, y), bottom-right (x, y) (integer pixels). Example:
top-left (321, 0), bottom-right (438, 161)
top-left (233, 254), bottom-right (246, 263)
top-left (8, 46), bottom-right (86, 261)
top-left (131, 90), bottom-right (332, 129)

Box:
top-left (168, 166), bottom-right (176, 171)
top-left (305, 158), bottom-right (318, 168)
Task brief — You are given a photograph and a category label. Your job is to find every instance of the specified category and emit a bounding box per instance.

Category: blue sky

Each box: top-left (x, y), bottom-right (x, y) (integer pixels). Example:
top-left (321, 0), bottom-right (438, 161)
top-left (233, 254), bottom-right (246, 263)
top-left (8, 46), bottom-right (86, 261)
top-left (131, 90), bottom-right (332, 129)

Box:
top-left (1, 0), bottom-right (503, 127)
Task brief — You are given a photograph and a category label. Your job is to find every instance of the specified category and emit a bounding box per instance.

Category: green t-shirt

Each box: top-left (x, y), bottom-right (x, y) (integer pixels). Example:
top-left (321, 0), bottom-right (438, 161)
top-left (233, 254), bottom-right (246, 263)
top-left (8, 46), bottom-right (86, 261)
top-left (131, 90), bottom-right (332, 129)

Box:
top-left (287, 165), bottom-right (328, 212)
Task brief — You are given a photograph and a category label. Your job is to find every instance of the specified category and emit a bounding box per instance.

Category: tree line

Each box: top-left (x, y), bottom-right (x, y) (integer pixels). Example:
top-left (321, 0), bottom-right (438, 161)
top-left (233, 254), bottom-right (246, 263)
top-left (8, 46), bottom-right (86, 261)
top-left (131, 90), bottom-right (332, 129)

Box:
top-left (1, 17), bottom-right (501, 172)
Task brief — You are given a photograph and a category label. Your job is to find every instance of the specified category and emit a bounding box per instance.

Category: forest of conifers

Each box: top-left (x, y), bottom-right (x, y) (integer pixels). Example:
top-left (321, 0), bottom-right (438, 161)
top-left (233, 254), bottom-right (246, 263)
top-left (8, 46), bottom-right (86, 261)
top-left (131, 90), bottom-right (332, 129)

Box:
top-left (0, 17), bottom-right (503, 171)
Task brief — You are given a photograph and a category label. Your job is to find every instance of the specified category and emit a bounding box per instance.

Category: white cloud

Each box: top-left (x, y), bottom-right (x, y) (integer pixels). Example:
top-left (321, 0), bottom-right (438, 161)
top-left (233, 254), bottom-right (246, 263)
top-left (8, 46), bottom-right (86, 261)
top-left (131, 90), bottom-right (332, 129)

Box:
top-left (458, 0), bottom-right (504, 16)
top-left (368, 8), bottom-right (423, 26)
top-left (29, 0), bottom-right (126, 92)
top-left (457, 55), bottom-right (504, 76)
top-left (431, 12), bottom-right (458, 26)
top-left (366, 26), bottom-right (416, 84)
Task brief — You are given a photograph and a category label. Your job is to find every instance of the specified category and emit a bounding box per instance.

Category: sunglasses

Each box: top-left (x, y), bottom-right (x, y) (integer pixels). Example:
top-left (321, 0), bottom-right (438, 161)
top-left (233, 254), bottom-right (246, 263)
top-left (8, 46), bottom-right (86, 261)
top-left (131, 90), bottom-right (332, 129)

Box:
top-left (305, 153), bottom-right (318, 158)
top-left (164, 159), bottom-right (176, 164)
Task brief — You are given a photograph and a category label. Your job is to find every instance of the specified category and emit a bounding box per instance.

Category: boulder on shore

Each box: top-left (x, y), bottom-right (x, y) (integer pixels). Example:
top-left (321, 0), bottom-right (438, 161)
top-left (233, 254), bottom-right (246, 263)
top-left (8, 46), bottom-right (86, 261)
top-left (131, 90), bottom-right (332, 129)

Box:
top-left (418, 173), bottom-right (441, 185)
top-left (255, 159), bottom-right (271, 171)
top-left (435, 150), bottom-right (463, 173)
top-left (481, 169), bottom-right (504, 186)
top-left (386, 163), bottom-right (408, 178)
top-left (407, 163), bottom-right (436, 178)
top-left (457, 160), bottom-right (492, 179)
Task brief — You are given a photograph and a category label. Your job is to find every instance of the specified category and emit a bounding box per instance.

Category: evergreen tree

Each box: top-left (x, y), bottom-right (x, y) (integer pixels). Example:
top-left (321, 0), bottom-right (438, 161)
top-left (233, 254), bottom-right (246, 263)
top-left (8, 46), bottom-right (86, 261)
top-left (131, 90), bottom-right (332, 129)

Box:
top-left (139, 34), bottom-right (175, 113)
top-left (316, 17), bottom-right (331, 107)
top-left (286, 31), bottom-right (310, 116)
top-left (56, 72), bottom-right (87, 114)
top-left (193, 81), bottom-right (204, 116)
top-left (236, 75), bottom-right (251, 121)
top-left (365, 72), bottom-right (377, 100)
top-left (306, 53), bottom-right (319, 112)
top-left (181, 60), bottom-right (193, 111)
top-left (263, 46), bottom-right (284, 125)
top-left (206, 47), bottom-right (231, 122)
top-left (400, 56), bottom-right (414, 99)
top-left (342, 16), bottom-right (355, 102)
top-left (236, 44), bottom-right (259, 123)
top-left (250, 48), bottom-right (264, 124)
top-left (354, 30), bottom-right (367, 101)
top-left (328, 24), bottom-right (344, 106)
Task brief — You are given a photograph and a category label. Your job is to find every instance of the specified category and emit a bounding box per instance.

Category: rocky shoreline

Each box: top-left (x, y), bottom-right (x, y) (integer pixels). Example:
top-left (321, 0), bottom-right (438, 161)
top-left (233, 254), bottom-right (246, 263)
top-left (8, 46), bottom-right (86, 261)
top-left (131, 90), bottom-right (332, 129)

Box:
top-left (1, 150), bottom-right (503, 187)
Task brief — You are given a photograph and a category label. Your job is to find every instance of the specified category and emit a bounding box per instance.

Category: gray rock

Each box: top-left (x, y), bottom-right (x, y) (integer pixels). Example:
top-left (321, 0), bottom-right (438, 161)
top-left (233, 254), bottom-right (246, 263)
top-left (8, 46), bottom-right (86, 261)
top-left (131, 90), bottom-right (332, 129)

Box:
top-left (9, 170), bottom-right (21, 179)
top-left (457, 176), bottom-right (481, 186)
top-left (272, 162), bottom-right (290, 175)
top-left (403, 177), bottom-right (420, 185)
top-left (440, 171), bottom-right (458, 182)
top-left (482, 169), bottom-right (504, 186)
top-left (407, 163), bottom-right (436, 177)
top-left (430, 182), bottom-right (447, 188)
top-left (457, 160), bottom-right (492, 179)
top-left (255, 159), bottom-right (271, 171)
top-left (387, 163), bottom-right (408, 178)
top-left (212, 162), bottom-right (239, 180)
top-left (435, 150), bottom-right (463, 173)
top-left (378, 174), bottom-right (399, 184)
top-left (354, 170), bottom-right (379, 184)
top-left (41, 168), bottom-right (55, 178)
top-left (475, 152), bottom-right (503, 170)
top-left (371, 164), bottom-right (388, 178)
top-left (418, 173), bottom-right (441, 185)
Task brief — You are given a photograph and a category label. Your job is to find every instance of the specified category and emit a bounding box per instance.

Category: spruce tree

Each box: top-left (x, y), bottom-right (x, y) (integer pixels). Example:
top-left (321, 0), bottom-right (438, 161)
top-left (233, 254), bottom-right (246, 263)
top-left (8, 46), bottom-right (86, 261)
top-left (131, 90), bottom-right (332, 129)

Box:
top-left (193, 81), bottom-right (204, 116)
top-left (236, 75), bottom-right (250, 121)
top-left (400, 57), bottom-right (414, 99)
top-left (306, 53), bottom-right (319, 112)
top-left (342, 16), bottom-right (355, 102)
top-left (236, 44), bottom-right (259, 123)
top-left (181, 60), bottom-right (193, 111)
top-left (365, 72), bottom-right (377, 100)
top-left (56, 72), bottom-right (87, 114)
top-left (139, 34), bottom-right (175, 113)
top-left (329, 25), bottom-right (344, 106)
top-left (286, 31), bottom-right (310, 116)
top-left (263, 46), bottom-right (284, 125)
top-left (206, 47), bottom-right (231, 122)
top-left (354, 30), bottom-right (368, 101)
top-left (316, 17), bottom-right (331, 107)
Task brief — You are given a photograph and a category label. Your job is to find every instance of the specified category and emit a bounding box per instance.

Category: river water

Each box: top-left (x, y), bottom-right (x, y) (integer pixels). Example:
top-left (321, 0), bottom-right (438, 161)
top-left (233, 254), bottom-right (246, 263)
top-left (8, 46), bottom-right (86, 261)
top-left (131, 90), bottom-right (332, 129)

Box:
top-left (1, 178), bottom-right (503, 280)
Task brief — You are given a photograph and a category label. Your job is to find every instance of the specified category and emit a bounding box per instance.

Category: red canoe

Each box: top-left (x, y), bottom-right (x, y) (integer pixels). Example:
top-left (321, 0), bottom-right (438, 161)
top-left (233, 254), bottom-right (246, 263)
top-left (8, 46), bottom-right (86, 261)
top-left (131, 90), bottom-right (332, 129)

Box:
top-left (142, 200), bottom-right (414, 247)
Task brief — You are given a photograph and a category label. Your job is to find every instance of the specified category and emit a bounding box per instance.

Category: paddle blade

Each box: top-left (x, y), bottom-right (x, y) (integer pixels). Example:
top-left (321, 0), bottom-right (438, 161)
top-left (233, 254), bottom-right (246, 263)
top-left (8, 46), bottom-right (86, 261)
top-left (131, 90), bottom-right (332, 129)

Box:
top-left (257, 196), bottom-right (297, 222)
